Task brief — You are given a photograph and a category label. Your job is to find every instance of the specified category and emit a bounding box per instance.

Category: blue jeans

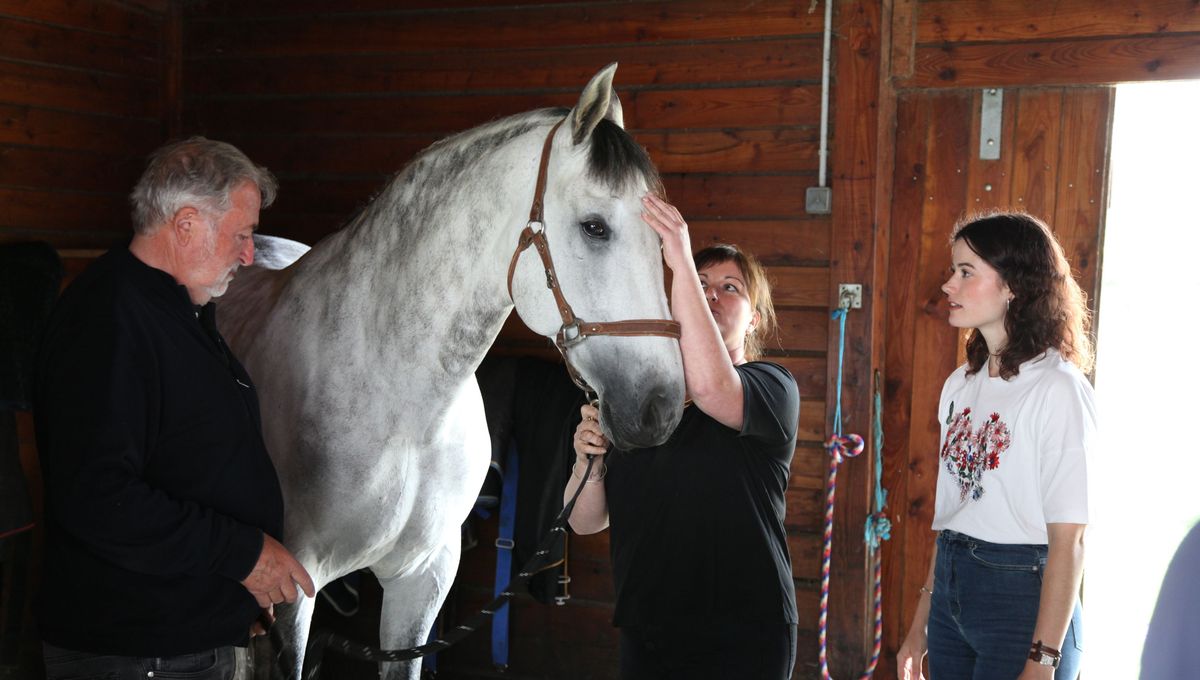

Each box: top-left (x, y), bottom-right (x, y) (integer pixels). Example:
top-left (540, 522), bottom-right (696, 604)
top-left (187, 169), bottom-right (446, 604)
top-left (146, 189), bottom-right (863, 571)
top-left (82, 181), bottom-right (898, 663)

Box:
top-left (42, 642), bottom-right (237, 680)
top-left (928, 530), bottom-right (1082, 680)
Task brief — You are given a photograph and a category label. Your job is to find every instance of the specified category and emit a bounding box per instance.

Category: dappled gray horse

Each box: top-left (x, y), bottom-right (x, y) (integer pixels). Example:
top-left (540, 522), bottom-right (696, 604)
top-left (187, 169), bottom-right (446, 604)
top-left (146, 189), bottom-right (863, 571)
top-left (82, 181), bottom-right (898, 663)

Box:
top-left (217, 64), bottom-right (684, 679)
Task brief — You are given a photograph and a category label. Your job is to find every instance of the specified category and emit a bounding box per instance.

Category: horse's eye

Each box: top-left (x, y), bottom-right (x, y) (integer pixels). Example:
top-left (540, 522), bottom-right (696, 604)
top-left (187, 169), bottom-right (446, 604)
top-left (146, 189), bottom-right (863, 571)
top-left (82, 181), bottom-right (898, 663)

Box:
top-left (580, 219), bottom-right (608, 240)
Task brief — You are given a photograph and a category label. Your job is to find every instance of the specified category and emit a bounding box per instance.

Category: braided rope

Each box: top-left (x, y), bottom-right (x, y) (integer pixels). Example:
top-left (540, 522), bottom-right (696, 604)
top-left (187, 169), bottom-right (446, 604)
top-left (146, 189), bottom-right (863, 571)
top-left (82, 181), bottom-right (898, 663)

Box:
top-left (818, 307), bottom-right (888, 680)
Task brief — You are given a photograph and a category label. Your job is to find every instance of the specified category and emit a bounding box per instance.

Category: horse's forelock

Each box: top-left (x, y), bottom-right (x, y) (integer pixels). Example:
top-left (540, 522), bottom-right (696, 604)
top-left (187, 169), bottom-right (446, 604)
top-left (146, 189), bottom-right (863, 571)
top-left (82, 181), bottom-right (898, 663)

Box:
top-left (586, 118), bottom-right (662, 196)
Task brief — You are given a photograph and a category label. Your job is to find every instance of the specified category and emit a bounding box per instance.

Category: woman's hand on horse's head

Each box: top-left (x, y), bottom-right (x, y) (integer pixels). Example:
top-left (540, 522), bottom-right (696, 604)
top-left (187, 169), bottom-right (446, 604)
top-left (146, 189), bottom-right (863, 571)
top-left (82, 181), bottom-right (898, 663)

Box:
top-left (574, 403), bottom-right (610, 457)
top-left (641, 194), bottom-right (694, 274)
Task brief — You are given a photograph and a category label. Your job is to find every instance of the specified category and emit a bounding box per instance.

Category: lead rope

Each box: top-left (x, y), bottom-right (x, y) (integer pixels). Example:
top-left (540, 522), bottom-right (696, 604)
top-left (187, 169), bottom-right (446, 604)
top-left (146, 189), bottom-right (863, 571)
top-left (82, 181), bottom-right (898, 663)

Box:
top-left (818, 304), bottom-right (889, 680)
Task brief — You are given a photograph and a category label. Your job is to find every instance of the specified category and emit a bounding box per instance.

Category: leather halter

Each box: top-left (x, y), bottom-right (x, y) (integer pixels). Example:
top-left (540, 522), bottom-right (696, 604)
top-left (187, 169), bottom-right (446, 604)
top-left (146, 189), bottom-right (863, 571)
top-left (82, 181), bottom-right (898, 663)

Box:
top-left (506, 119), bottom-right (681, 393)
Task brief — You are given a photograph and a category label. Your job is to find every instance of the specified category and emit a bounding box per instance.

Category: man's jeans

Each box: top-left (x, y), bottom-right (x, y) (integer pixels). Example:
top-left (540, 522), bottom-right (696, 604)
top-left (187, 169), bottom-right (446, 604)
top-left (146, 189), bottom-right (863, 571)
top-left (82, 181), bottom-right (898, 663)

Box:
top-left (928, 530), bottom-right (1083, 680)
top-left (43, 642), bottom-right (237, 680)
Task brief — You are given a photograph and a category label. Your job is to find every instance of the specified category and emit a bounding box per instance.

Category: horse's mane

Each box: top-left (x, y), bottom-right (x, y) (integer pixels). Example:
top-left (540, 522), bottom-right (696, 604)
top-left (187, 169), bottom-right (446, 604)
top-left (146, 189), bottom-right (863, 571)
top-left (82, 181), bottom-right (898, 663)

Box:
top-left (339, 107), bottom-right (659, 241)
top-left (586, 116), bottom-right (662, 195)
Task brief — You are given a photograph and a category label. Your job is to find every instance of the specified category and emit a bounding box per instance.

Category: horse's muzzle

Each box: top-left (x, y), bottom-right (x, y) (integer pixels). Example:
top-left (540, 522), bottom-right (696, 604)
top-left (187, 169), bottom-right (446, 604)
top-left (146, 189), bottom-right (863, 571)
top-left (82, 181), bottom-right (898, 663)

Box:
top-left (602, 384), bottom-right (683, 450)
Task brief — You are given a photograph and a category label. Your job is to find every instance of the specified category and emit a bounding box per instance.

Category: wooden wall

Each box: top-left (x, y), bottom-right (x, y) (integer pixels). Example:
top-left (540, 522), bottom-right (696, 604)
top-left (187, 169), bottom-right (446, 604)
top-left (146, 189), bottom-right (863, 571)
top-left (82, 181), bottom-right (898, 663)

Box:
top-left (875, 0), bottom-right (1200, 677)
top-left (180, 1), bottom-right (837, 678)
top-left (893, 0), bottom-right (1200, 87)
top-left (0, 0), bottom-right (177, 250)
top-left (6, 1), bottom-right (1200, 679)
top-left (878, 85), bottom-right (1112, 680)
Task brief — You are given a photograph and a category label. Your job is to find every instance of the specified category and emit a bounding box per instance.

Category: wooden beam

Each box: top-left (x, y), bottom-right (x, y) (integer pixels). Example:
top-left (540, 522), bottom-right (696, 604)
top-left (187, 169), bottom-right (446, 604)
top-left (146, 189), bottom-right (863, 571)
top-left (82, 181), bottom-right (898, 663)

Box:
top-left (185, 0), bottom-right (826, 58)
top-left (826, 0), bottom-right (885, 674)
top-left (916, 0), bottom-right (1200, 44)
top-left (901, 34), bottom-right (1200, 88)
top-left (184, 39), bottom-right (824, 96)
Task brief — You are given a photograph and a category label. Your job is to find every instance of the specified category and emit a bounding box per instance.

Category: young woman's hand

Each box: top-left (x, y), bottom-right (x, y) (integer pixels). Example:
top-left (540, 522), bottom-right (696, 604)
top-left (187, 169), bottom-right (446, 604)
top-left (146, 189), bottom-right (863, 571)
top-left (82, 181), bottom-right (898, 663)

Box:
top-left (896, 628), bottom-right (928, 680)
top-left (640, 194), bottom-right (693, 274)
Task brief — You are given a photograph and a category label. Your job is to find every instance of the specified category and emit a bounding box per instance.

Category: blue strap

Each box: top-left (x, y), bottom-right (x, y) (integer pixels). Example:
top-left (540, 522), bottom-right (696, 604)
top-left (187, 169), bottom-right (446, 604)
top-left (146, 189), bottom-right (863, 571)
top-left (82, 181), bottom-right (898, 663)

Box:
top-left (492, 440), bottom-right (519, 669)
top-left (830, 308), bottom-right (848, 437)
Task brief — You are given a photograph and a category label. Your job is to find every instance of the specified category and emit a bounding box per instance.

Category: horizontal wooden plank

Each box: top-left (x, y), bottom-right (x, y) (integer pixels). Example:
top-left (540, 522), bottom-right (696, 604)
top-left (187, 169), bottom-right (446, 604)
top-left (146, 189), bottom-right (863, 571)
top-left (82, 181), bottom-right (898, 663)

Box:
top-left (218, 126), bottom-right (818, 181)
top-left (688, 218), bottom-right (831, 266)
top-left (791, 443), bottom-right (828, 480)
top-left (797, 400), bottom-right (826, 445)
top-left (0, 146), bottom-right (143, 193)
top-left (0, 59), bottom-right (160, 119)
top-left (217, 134), bottom-right (441, 177)
top-left (0, 104), bottom-right (161, 154)
top-left (770, 355), bottom-right (825, 399)
top-left (184, 39), bottom-right (823, 96)
top-left (644, 128), bottom-right (817, 175)
top-left (188, 0), bottom-right (662, 17)
top-left (903, 34), bottom-right (1200, 88)
top-left (631, 85), bottom-right (821, 130)
top-left (664, 174), bottom-right (813, 219)
top-left (788, 531), bottom-right (822, 581)
top-left (766, 267), bottom-right (827, 308)
top-left (771, 308), bottom-right (828, 355)
top-left (122, 0), bottom-right (168, 14)
top-left (186, 92), bottom-right (577, 137)
top-left (916, 0), bottom-right (1200, 44)
top-left (0, 227), bottom-right (127, 250)
top-left (0, 16), bottom-right (160, 78)
top-left (785, 484), bottom-right (823, 533)
top-left (0, 186), bottom-right (128, 234)
top-left (187, 85), bottom-right (818, 138)
top-left (185, 1), bottom-right (824, 58)
top-left (0, 0), bottom-right (161, 38)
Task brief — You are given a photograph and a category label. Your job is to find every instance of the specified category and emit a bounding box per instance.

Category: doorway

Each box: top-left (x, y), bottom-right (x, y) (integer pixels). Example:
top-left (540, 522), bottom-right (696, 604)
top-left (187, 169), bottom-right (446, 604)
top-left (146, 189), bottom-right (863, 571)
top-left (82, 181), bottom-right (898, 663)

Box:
top-left (1087, 79), bottom-right (1200, 678)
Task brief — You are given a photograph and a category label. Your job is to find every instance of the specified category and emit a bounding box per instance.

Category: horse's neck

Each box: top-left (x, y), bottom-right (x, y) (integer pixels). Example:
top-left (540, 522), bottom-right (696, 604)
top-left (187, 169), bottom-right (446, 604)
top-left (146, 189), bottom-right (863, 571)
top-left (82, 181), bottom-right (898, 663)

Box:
top-left (285, 140), bottom-right (536, 391)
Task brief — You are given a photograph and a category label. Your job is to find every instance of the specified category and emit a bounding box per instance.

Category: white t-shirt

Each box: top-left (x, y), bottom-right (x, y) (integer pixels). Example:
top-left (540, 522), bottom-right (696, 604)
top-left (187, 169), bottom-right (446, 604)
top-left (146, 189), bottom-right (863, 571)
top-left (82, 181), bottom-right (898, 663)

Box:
top-left (931, 348), bottom-right (1096, 544)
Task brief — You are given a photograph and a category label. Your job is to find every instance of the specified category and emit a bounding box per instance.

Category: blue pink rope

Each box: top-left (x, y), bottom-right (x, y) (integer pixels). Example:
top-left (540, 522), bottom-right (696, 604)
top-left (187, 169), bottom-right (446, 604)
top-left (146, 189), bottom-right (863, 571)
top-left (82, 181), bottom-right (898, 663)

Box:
top-left (818, 307), bottom-right (889, 680)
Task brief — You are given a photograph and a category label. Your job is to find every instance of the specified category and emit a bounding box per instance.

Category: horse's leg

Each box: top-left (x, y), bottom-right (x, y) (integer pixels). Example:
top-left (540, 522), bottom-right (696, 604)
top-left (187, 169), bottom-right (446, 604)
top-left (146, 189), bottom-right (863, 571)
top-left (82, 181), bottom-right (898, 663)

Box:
top-left (376, 539), bottom-right (461, 680)
top-left (268, 592), bottom-right (318, 680)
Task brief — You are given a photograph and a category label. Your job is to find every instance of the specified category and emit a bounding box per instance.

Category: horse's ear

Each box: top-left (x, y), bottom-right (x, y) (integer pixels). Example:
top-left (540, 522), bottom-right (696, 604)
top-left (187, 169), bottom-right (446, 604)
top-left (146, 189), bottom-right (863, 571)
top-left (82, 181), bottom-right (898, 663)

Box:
top-left (571, 62), bottom-right (621, 145)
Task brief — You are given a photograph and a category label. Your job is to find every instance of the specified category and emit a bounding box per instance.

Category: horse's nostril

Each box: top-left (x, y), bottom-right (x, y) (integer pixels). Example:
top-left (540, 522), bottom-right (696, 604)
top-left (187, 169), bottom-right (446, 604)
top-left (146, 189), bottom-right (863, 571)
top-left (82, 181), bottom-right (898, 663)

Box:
top-left (639, 390), bottom-right (669, 430)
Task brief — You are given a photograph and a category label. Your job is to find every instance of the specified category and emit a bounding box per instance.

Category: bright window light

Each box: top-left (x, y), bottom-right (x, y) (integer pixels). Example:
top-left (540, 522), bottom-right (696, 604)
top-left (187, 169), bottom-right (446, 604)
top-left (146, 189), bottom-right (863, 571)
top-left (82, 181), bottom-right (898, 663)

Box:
top-left (1088, 79), bottom-right (1200, 679)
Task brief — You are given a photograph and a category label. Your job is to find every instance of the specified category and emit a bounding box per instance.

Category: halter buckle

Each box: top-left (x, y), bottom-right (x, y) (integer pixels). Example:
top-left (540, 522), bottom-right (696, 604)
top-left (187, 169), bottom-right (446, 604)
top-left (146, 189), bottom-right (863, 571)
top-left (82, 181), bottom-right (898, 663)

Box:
top-left (559, 320), bottom-right (586, 348)
top-left (527, 220), bottom-right (544, 234)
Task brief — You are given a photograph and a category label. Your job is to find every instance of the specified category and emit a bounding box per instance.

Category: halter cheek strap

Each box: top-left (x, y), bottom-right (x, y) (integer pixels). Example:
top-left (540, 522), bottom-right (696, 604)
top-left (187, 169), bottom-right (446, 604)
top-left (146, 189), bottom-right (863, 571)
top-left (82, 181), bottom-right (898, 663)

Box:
top-left (506, 119), bottom-right (681, 393)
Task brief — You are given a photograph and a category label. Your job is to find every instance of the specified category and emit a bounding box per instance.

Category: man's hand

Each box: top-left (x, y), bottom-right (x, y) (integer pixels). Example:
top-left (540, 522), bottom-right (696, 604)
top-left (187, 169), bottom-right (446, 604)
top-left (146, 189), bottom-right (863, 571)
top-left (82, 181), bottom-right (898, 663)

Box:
top-left (240, 534), bottom-right (315, 608)
top-left (250, 605), bottom-right (274, 637)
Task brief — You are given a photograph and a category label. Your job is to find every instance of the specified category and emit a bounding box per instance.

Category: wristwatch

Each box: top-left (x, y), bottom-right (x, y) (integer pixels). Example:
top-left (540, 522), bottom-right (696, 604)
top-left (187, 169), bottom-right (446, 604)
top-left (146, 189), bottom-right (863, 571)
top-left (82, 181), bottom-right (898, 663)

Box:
top-left (1028, 640), bottom-right (1062, 668)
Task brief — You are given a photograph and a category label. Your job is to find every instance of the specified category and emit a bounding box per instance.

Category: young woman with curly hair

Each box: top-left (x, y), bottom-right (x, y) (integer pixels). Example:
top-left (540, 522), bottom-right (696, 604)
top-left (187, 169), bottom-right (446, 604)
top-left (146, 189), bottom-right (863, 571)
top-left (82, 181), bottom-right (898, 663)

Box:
top-left (897, 212), bottom-right (1096, 680)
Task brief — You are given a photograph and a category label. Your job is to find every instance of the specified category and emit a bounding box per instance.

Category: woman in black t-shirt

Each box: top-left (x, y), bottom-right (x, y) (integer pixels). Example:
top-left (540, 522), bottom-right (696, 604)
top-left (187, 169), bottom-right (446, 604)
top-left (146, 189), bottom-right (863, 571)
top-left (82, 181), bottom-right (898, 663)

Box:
top-left (565, 194), bottom-right (800, 680)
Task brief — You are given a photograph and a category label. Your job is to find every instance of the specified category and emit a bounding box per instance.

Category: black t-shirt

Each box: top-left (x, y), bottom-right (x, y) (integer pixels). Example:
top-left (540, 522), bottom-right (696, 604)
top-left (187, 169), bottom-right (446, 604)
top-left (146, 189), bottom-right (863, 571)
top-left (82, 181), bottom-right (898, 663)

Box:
top-left (33, 246), bottom-right (283, 656)
top-left (605, 361), bottom-right (800, 627)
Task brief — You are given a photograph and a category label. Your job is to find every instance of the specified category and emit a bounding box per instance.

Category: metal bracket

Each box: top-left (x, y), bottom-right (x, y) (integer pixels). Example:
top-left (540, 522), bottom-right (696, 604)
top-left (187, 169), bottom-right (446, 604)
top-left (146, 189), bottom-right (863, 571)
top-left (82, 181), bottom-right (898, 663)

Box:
top-left (979, 88), bottom-right (1003, 160)
top-left (838, 283), bottom-right (862, 310)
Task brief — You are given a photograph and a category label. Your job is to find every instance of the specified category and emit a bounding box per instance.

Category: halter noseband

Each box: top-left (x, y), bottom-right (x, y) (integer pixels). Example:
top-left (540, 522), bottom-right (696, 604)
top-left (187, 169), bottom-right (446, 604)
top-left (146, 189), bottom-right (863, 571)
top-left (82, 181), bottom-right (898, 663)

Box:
top-left (506, 119), bottom-right (681, 393)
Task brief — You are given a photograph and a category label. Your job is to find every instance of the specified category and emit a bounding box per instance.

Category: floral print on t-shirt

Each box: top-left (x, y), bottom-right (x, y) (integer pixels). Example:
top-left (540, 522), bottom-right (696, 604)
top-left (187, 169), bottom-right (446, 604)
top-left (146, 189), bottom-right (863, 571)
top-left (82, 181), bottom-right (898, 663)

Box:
top-left (940, 407), bottom-right (1012, 501)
